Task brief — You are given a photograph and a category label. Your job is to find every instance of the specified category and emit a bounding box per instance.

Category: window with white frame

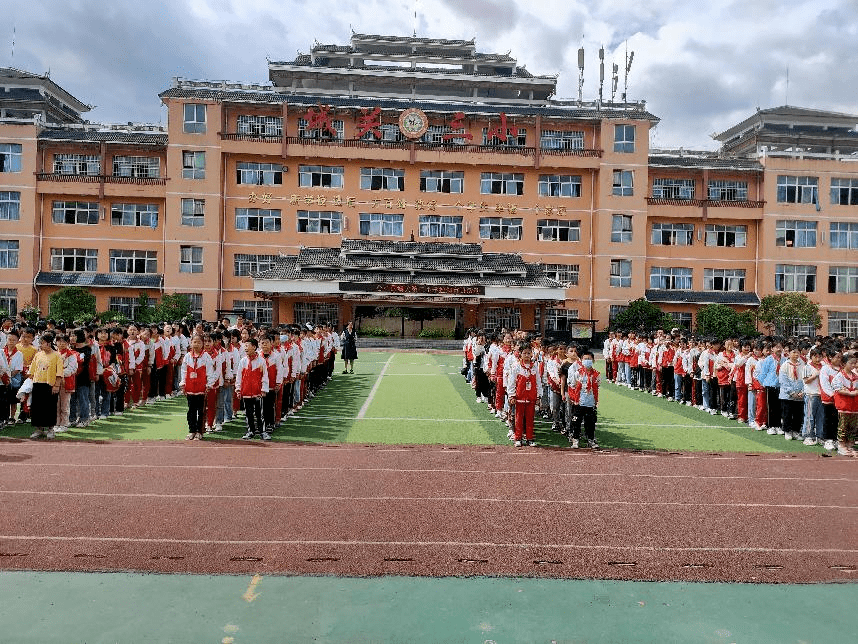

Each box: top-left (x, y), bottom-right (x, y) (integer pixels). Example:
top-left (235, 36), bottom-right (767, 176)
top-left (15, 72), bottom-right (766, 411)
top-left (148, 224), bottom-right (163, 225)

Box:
top-left (708, 180), bottom-right (748, 201)
top-left (177, 293), bottom-right (203, 319)
top-left (669, 311), bottom-right (693, 329)
top-left (109, 250), bottom-right (157, 274)
top-left (50, 248), bottom-right (97, 272)
top-left (0, 240), bottom-right (18, 269)
top-left (777, 175), bottom-right (818, 204)
top-left (359, 213), bottom-right (404, 237)
top-left (704, 268), bottom-right (746, 292)
top-left (650, 267), bottom-right (693, 290)
top-left (653, 178), bottom-right (695, 199)
top-left (830, 222), bottom-right (858, 249)
top-left (611, 214), bottom-right (633, 243)
top-left (542, 263), bottom-right (579, 286)
top-left (828, 266), bottom-right (858, 294)
top-left (297, 117), bottom-right (344, 140)
top-left (420, 170), bottom-right (463, 193)
top-left (183, 104), bottom-right (207, 134)
top-left (609, 304), bottom-right (628, 322)
top-left (362, 123), bottom-right (404, 142)
top-left (237, 115), bottom-right (283, 137)
top-left (483, 307), bottom-right (521, 330)
top-left (540, 130), bottom-right (584, 150)
top-left (108, 296), bottom-right (155, 320)
top-left (233, 300), bottom-right (272, 325)
top-left (421, 125), bottom-right (453, 144)
top-left (614, 125), bottom-right (635, 153)
top-left (480, 172), bottom-right (524, 195)
top-left (479, 217), bottom-right (522, 240)
top-left (234, 254), bottom-right (277, 277)
top-left (236, 208), bottom-right (281, 232)
top-left (537, 219), bottom-right (580, 242)
top-left (51, 201), bottom-right (98, 225)
top-left (182, 151), bottom-right (205, 179)
top-left (360, 167), bottom-right (405, 191)
top-left (298, 165), bottom-right (344, 188)
top-left (612, 170), bottom-right (633, 196)
top-left (538, 174), bottom-right (581, 197)
top-left (543, 308), bottom-right (579, 331)
top-left (53, 154), bottom-right (100, 176)
top-left (293, 302), bottom-right (339, 329)
top-left (828, 311), bottom-right (858, 336)
top-left (297, 210), bottom-right (342, 234)
top-left (179, 246), bottom-right (203, 273)
top-left (776, 220), bottom-right (817, 247)
top-left (705, 224), bottom-right (747, 248)
top-left (181, 199), bottom-right (205, 227)
top-left (0, 192), bottom-right (19, 221)
top-left (610, 259), bottom-right (632, 287)
top-left (112, 156), bottom-right (160, 178)
top-left (236, 162), bottom-right (284, 185)
top-left (0, 144), bottom-right (22, 172)
top-left (419, 215), bottom-right (462, 239)
top-left (830, 178), bottom-right (858, 205)
top-left (651, 222), bottom-right (693, 246)
top-left (111, 203), bottom-right (158, 228)
top-left (775, 264), bottom-right (816, 292)
top-left (0, 288), bottom-right (17, 316)
top-left (482, 127), bottom-right (526, 147)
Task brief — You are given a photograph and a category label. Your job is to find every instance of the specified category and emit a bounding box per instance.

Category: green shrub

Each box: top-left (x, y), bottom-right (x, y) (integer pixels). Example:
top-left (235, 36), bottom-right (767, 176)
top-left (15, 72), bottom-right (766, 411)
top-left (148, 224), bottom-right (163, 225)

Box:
top-left (417, 327), bottom-right (453, 339)
top-left (361, 326), bottom-right (396, 337)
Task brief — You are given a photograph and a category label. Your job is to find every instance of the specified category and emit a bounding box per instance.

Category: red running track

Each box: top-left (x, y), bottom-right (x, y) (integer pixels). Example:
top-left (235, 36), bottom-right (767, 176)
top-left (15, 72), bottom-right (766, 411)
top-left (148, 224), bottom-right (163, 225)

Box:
top-left (1, 440), bottom-right (856, 583)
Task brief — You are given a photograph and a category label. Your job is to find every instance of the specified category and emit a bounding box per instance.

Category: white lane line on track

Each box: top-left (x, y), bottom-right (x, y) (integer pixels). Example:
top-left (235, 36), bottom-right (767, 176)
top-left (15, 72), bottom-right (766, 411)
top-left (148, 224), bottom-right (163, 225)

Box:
top-left (1, 534), bottom-right (857, 555)
top-left (357, 354), bottom-right (394, 420)
top-left (2, 489), bottom-right (855, 510)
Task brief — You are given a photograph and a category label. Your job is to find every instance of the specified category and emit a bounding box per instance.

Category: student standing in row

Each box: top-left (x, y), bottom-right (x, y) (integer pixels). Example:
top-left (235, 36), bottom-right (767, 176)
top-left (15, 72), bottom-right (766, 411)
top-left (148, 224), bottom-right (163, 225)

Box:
top-left (28, 332), bottom-right (63, 440)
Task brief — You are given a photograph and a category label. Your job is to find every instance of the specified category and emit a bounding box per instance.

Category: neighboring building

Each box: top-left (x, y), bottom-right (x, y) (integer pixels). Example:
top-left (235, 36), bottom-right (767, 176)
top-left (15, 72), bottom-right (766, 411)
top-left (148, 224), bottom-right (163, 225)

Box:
top-left (1, 41), bottom-right (857, 335)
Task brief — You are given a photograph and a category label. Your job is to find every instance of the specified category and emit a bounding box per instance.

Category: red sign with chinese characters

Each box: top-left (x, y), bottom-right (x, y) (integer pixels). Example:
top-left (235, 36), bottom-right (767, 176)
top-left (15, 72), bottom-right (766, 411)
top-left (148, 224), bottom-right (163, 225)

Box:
top-left (340, 282), bottom-right (485, 295)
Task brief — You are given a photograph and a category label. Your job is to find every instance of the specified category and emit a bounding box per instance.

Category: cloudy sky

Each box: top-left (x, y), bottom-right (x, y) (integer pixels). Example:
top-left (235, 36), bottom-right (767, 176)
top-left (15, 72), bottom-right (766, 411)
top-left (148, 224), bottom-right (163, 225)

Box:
top-left (4, 0), bottom-right (857, 149)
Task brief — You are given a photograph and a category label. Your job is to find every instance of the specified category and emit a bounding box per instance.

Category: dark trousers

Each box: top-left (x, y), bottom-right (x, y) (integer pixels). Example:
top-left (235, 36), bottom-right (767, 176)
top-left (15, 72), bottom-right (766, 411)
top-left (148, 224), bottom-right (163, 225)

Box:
top-left (823, 403), bottom-right (839, 441)
top-left (0, 384), bottom-right (9, 423)
top-left (243, 397), bottom-right (263, 435)
top-left (765, 387), bottom-right (782, 428)
top-left (263, 389), bottom-right (277, 429)
top-left (572, 405), bottom-right (597, 441)
top-left (661, 367), bottom-right (674, 398)
top-left (281, 381), bottom-right (293, 417)
top-left (186, 393), bottom-right (205, 433)
top-left (781, 398), bottom-right (804, 435)
top-left (720, 384), bottom-right (734, 415)
top-left (156, 366), bottom-right (169, 398)
top-left (474, 369), bottom-right (491, 400)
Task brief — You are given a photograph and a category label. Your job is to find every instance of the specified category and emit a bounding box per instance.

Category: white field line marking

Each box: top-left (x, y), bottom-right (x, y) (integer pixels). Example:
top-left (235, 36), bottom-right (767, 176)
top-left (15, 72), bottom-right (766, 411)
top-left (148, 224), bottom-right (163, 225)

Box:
top-left (1, 534), bottom-right (857, 555)
top-left (357, 354), bottom-right (394, 420)
top-left (2, 489), bottom-right (855, 510)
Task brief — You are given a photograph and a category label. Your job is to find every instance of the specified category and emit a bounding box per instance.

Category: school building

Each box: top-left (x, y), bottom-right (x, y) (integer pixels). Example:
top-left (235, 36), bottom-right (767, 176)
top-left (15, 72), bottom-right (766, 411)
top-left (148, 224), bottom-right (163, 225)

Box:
top-left (1, 33), bottom-right (857, 335)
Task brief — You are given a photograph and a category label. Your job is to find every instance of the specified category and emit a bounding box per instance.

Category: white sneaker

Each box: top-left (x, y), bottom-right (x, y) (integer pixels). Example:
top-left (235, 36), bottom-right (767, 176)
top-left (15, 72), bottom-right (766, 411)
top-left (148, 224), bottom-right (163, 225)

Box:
top-left (685, 401), bottom-right (692, 406)
top-left (54, 426), bottom-right (67, 433)
top-left (214, 424), bottom-right (223, 432)
top-left (507, 429), bottom-right (515, 440)
top-left (784, 432), bottom-right (793, 441)
top-left (775, 427), bottom-right (784, 435)
top-left (514, 440), bottom-right (522, 447)
top-left (45, 429), bottom-right (55, 440)
top-left (803, 437), bottom-right (818, 446)
top-left (99, 415), bottom-right (108, 420)
top-left (766, 427), bottom-right (777, 435)
top-left (748, 422), bottom-right (758, 430)
top-left (570, 438), bottom-right (579, 449)
top-left (823, 440), bottom-right (836, 451)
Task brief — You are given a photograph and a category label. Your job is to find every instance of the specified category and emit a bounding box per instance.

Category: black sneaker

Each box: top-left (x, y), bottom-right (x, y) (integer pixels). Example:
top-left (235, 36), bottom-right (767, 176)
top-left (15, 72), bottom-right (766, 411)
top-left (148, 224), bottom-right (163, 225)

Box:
top-left (242, 431), bottom-right (254, 440)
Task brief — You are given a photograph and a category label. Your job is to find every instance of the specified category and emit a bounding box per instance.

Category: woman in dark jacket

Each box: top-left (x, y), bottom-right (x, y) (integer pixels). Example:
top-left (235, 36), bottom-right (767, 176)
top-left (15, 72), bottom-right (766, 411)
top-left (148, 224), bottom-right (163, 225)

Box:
top-left (341, 321), bottom-right (358, 374)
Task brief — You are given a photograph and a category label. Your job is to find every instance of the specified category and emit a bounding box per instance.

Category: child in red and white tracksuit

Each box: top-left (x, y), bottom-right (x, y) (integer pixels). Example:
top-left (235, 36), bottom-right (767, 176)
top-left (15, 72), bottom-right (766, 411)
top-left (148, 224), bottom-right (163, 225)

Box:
top-left (235, 338), bottom-right (270, 441)
top-left (179, 334), bottom-right (216, 440)
top-left (507, 345), bottom-right (538, 447)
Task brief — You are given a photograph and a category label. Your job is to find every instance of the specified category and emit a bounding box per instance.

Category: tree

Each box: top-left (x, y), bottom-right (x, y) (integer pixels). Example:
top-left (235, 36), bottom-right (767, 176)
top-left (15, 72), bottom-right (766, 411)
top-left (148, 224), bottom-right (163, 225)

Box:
top-left (696, 304), bottom-right (760, 340)
top-left (609, 298), bottom-right (674, 332)
top-left (756, 293), bottom-right (821, 336)
top-left (135, 292), bottom-right (155, 324)
top-left (153, 293), bottom-right (192, 323)
top-left (48, 287), bottom-right (96, 323)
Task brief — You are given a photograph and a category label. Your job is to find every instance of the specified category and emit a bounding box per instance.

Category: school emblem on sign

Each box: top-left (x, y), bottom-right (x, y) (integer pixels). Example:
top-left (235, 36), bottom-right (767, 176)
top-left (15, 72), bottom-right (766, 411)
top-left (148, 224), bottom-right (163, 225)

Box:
top-left (399, 108), bottom-right (429, 139)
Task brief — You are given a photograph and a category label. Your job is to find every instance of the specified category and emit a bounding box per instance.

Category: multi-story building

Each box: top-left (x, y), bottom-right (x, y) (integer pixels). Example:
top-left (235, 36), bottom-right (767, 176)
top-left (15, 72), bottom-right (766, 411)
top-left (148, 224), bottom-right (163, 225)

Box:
top-left (1, 37), bottom-right (857, 335)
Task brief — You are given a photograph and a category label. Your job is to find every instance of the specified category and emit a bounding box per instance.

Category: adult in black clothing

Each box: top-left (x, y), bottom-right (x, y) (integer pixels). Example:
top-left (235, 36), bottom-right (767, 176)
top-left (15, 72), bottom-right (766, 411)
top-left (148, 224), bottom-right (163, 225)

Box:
top-left (341, 321), bottom-right (358, 374)
top-left (70, 328), bottom-right (92, 426)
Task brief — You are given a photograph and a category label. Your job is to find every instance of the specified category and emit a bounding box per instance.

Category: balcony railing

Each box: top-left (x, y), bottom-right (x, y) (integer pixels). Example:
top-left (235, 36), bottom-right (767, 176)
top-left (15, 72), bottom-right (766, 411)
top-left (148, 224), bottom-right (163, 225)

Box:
top-left (646, 197), bottom-right (765, 208)
top-left (220, 132), bottom-right (283, 143)
top-left (36, 173), bottom-right (167, 185)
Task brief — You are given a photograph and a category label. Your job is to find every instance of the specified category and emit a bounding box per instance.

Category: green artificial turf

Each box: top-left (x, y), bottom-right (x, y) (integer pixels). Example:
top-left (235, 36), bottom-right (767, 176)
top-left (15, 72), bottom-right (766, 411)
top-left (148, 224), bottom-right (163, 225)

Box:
top-left (0, 352), bottom-right (830, 454)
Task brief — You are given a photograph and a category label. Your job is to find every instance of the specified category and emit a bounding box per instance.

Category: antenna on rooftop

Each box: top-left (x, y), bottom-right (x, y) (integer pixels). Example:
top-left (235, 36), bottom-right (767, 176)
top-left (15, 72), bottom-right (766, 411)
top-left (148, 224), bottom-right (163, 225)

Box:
top-left (622, 42), bottom-right (634, 102)
top-left (598, 47), bottom-right (605, 104)
top-left (10, 24), bottom-right (15, 62)
top-left (577, 45), bottom-right (585, 103)
top-left (611, 62), bottom-right (619, 102)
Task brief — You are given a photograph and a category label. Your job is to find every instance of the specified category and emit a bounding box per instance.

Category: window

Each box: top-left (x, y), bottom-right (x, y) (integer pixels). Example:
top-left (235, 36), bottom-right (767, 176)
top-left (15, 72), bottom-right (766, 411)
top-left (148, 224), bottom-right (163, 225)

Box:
top-left (359, 213), bottom-right (404, 237)
top-left (422, 125), bottom-right (454, 144)
top-left (50, 248), bottom-right (97, 272)
top-left (233, 300), bottom-right (273, 325)
top-left (236, 208), bottom-right (281, 232)
top-left (112, 156), bottom-right (160, 178)
top-left (0, 288), bottom-right (17, 316)
top-left (179, 246), bottom-right (203, 273)
top-left (828, 312), bottom-right (858, 336)
top-left (360, 167), bottom-right (405, 191)
top-left (482, 127), bottom-right (526, 147)
top-left (540, 130), bottom-right (584, 150)
top-left (177, 293), bottom-right (203, 319)
top-left (0, 192), bottom-right (20, 221)
top-left (830, 178), bottom-right (858, 205)
top-left (0, 144), bottom-right (22, 172)
top-left (612, 170), bottom-right (633, 196)
top-left (708, 180), bottom-right (748, 201)
top-left (538, 174), bottom-right (582, 197)
top-left (537, 219), bottom-right (580, 242)
top-left (111, 203), bottom-right (158, 228)
top-left (0, 240), bottom-right (19, 269)
top-left (542, 264), bottom-right (579, 286)
top-left (51, 201), bottom-right (98, 225)
top-left (419, 215), bottom-right (462, 239)
top-left (777, 175), bottom-right (818, 204)
top-left (363, 123), bottom-right (404, 142)
top-left (543, 308), bottom-right (579, 331)
top-left (483, 307), bottom-right (521, 329)
top-left (297, 210), bottom-right (342, 234)
top-left (609, 304), bottom-right (628, 322)
top-left (293, 302), bottom-right (339, 329)
top-left (651, 223), bottom-right (693, 246)
top-left (652, 178), bottom-right (695, 199)
top-left (480, 172), bottom-right (523, 195)
top-left (420, 170), bottom-right (463, 193)
top-left (479, 217), bottom-right (522, 240)
top-left (776, 220), bottom-right (817, 247)
top-left (611, 215), bottom-right (633, 243)
top-left (705, 224), bottom-right (747, 248)
top-left (828, 266), bottom-right (858, 294)
top-left (297, 118), bottom-right (344, 140)
top-left (236, 162), bottom-right (283, 186)
top-left (775, 265), bottom-right (816, 292)
top-left (181, 199), bottom-right (205, 227)
top-left (669, 312), bottom-right (693, 330)
top-left (614, 125), bottom-right (635, 153)
top-left (650, 267), bottom-right (693, 290)
top-left (109, 296), bottom-right (155, 320)
top-left (109, 250), bottom-right (157, 274)
top-left (234, 254), bottom-right (277, 277)
top-left (704, 268), bottom-right (746, 292)
top-left (53, 154), bottom-right (100, 176)
top-left (298, 165), bottom-right (344, 188)
top-left (610, 259), bottom-right (632, 287)
top-left (830, 222), bottom-right (858, 249)
top-left (182, 151), bottom-right (205, 179)
top-left (183, 104), bottom-right (207, 134)
top-left (237, 115), bottom-right (282, 137)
